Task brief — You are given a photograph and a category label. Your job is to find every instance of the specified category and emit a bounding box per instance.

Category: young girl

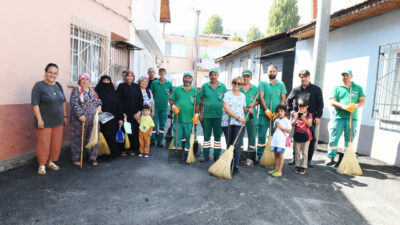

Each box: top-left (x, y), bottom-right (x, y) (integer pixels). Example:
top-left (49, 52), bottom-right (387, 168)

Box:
top-left (138, 105), bottom-right (155, 158)
top-left (292, 99), bottom-right (313, 174)
top-left (269, 104), bottom-right (292, 177)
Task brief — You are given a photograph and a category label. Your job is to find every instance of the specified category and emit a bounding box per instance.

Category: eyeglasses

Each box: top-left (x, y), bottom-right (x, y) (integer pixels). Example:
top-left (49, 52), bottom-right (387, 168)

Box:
top-left (232, 82), bottom-right (242, 86)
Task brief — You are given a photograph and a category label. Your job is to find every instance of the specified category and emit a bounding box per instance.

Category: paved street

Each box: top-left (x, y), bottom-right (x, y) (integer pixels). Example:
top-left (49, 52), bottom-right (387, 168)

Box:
top-left (1, 142), bottom-right (399, 225)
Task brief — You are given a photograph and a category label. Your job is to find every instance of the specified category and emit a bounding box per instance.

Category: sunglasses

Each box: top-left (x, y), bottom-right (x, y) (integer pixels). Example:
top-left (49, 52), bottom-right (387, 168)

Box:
top-left (232, 81), bottom-right (242, 85)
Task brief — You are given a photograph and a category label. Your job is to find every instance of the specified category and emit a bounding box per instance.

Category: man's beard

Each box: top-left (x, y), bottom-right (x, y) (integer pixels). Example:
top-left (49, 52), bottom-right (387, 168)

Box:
top-left (184, 81), bottom-right (191, 86)
top-left (268, 74), bottom-right (276, 79)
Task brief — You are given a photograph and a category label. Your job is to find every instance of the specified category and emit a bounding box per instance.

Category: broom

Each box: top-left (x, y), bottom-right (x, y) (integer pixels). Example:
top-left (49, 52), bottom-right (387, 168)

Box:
top-left (186, 79), bottom-right (199, 164)
top-left (337, 86), bottom-right (363, 175)
top-left (98, 132), bottom-right (110, 156)
top-left (260, 93), bottom-right (275, 167)
top-left (208, 91), bottom-right (260, 179)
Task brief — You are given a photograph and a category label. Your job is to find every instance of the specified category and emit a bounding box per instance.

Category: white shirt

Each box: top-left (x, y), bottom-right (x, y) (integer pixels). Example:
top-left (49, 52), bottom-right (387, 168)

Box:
top-left (271, 117), bottom-right (292, 148)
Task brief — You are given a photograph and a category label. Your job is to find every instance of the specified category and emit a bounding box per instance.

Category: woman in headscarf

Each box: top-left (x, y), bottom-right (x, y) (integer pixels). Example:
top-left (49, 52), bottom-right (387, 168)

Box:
top-left (139, 75), bottom-right (155, 118)
top-left (117, 70), bottom-right (143, 156)
top-left (70, 73), bottom-right (102, 166)
top-left (95, 75), bottom-right (124, 159)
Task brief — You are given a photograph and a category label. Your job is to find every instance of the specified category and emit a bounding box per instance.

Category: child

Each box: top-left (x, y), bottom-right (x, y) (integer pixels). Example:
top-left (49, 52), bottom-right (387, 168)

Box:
top-left (291, 99), bottom-right (313, 174)
top-left (269, 104), bottom-right (292, 177)
top-left (138, 105), bottom-right (155, 158)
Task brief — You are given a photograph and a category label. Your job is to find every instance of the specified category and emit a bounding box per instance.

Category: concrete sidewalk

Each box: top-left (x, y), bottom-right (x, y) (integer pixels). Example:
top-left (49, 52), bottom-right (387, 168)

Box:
top-left (0, 141), bottom-right (399, 225)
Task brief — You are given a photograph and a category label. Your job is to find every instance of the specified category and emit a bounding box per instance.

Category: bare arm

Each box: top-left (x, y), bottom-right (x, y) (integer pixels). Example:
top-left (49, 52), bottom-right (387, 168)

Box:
top-left (280, 94), bottom-right (286, 105)
top-left (357, 97), bottom-right (365, 108)
top-left (169, 99), bottom-right (175, 106)
top-left (32, 105), bottom-right (44, 129)
top-left (330, 98), bottom-right (345, 109)
top-left (259, 91), bottom-right (268, 111)
top-left (223, 102), bottom-right (239, 119)
top-left (63, 102), bottom-right (68, 126)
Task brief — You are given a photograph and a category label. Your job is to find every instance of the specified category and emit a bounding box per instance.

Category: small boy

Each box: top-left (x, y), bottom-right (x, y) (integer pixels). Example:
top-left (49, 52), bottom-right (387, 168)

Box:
top-left (291, 99), bottom-right (313, 174)
top-left (138, 105), bottom-right (155, 158)
top-left (269, 104), bottom-right (292, 177)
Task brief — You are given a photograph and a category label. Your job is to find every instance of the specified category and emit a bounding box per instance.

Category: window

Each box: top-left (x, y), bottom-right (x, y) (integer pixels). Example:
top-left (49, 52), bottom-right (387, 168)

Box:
top-left (165, 42), bottom-right (188, 57)
top-left (373, 42), bottom-right (400, 123)
top-left (200, 46), bottom-right (230, 59)
top-left (70, 17), bottom-right (111, 84)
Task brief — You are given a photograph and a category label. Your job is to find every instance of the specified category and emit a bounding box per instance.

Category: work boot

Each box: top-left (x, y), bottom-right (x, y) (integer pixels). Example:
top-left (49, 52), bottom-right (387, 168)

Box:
top-left (232, 166), bottom-right (239, 175)
top-left (288, 159), bottom-right (295, 165)
top-left (157, 142), bottom-right (164, 148)
top-left (150, 142), bottom-right (155, 147)
top-left (213, 155), bottom-right (220, 162)
top-left (334, 153), bottom-right (344, 168)
top-left (307, 160), bottom-right (314, 168)
top-left (183, 153), bottom-right (188, 163)
top-left (325, 157), bottom-right (335, 166)
top-left (199, 155), bottom-right (210, 163)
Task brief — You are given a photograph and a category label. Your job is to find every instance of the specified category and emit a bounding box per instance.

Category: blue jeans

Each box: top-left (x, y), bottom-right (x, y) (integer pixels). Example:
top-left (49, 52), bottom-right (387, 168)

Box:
top-left (223, 125), bottom-right (244, 167)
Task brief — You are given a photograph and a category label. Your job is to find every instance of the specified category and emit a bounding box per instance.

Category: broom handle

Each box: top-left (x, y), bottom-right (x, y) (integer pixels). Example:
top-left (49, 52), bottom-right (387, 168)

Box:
top-left (80, 122), bottom-right (85, 168)
top-left (350, 86), bottom-right (353, 142)
top-left (175, 113), bottom-right (178, 147)
top-left (269, 93), bottom-right (273, 136)
top-left (232, 91), bottom-right (261, 146)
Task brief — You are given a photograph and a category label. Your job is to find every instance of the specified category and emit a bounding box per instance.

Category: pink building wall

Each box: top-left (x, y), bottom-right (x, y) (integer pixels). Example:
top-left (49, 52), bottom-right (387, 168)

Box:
top-left (0, 0), bottom-right (131, 161)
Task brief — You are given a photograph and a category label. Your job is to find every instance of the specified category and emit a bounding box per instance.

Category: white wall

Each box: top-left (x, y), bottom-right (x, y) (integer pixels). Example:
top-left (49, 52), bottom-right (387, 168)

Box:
top-left (293, 9), bottom-right (400, 166)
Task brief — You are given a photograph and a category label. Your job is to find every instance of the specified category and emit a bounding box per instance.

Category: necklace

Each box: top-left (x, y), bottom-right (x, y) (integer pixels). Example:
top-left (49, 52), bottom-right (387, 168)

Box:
top-left (49, 84), bottom-right (56, 95)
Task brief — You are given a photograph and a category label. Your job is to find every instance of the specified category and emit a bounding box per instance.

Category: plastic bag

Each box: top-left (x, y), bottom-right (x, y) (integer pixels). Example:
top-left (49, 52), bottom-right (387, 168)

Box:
top-left (124, 118), bottom-right (132, 134)
top-left (116, 126), bottom-right (125, 143)
top-left (124, 132), bottom-right (130, 149)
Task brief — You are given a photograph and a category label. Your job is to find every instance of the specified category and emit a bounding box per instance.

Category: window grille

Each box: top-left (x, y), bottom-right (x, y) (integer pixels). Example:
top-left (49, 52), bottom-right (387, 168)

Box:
top-left (372, 42), bottom-right (400, 122)
top-left (70, 16), bottom-right (112, 84)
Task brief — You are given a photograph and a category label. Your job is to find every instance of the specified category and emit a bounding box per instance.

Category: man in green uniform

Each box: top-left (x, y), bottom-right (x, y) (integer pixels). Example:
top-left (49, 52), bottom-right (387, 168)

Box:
top-left (169, 72), bottom-right (200, 161)
top-left (239, 70), bottom-right (259, 163)
top-left (327, 69), bottom-right (365, 167)
top-left (150, 67), bottom-right (173, 147)
top-left (199, 68), bottom-right (227, 162)
top-left (257, 64), bottom-right (287, 160)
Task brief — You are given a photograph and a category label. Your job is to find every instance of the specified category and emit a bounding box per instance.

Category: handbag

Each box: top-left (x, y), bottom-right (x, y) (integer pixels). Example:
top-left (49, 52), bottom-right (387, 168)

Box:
top-left (293, 113), bottom-right (310, 143)
top-left (280, 128), bottom-right (291, 147)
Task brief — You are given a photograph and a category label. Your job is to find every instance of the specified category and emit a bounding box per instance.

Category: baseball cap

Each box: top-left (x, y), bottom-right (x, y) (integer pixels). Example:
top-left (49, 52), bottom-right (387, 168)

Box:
top-left (183, 72), bottom-right (193, 78)
top-left (242, 69), bottom-right (252, 76)
top-left (341, 69), bottom-right (352, 75)
top-left (209, 68), bottom-right (219, 74)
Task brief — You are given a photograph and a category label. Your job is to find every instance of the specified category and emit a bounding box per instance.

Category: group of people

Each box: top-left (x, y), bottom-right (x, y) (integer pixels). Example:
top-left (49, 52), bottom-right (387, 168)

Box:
top-left (31, 62), bottom-right (365, 178)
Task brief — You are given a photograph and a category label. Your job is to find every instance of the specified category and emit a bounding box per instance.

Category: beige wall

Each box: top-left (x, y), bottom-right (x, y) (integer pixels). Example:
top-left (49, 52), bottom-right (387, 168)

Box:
top-left (0, 0), bottom-right (131, 161)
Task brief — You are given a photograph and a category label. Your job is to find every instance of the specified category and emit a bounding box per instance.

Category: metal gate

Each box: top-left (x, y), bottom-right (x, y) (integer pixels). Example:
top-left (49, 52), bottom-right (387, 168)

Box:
top-left (372, 42), bottom-right (400, 122)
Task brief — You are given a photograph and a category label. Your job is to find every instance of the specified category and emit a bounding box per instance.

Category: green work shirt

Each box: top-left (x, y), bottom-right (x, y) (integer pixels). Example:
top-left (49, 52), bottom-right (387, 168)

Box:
top-left (200, 82), bottom-right (227, 119)
top-left (258, 80), bottom-right (287, 115)
top-left (331, 82), bottom-right (365, 120)
top-left (240, 84), bottom-right (259, 121)
top-left (150, 79), bottom-right (173, 111)
top-left (170, 85), bottom-right (201, 123)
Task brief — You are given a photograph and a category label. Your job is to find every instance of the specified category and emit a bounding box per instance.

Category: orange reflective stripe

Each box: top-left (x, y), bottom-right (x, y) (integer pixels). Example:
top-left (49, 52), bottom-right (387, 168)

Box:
top-left (159, 130), bottom-right (165, 133)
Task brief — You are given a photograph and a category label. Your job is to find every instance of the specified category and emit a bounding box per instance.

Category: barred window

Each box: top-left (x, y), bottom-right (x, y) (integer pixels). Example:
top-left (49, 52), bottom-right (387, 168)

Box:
top-left (70, 16), bottom-right (111, 84)
top-left (373, 42), bottom-right (400, 123)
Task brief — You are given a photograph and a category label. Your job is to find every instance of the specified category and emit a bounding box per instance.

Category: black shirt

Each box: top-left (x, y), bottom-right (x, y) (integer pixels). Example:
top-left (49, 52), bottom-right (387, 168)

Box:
top-left (147, 78), bottom-right (158, 90)
top-left (287, 83), bottom-right (324, 118)
top-left (116, 82), bottom-right (143, 117)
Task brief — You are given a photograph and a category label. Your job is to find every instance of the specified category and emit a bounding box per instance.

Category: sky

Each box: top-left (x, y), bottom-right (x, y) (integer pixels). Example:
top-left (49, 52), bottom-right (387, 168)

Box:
top-left (164, 0), bottom-right (365, 41)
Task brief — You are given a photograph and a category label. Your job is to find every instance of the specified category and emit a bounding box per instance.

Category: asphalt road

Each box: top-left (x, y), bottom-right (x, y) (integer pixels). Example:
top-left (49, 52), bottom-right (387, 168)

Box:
top-left (0, 138), bottom-right (399, 225)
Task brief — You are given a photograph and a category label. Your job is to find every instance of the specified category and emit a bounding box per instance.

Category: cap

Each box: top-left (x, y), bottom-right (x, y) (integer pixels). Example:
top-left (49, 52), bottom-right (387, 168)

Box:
top-left (183, 72), bottom-right (193, 78)
top-left (209, 68), bottom-right (219, 74)
top-left (341, 69), bottom-right (352, 75)
top-left (242, 69), bottom-right (252, 76)
top-left (159, 67), bottom-right (167, 72)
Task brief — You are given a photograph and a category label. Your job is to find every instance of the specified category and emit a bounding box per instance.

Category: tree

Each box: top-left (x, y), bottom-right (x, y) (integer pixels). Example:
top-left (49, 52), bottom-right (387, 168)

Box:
top-left (203, 14), bottom-right (223, 35)
top-left (246, 25), bottom-right (264, 43)
top-left (266, 0), bottom-right (300, 36)
top-left (232, 32), bottom-right (244, 42)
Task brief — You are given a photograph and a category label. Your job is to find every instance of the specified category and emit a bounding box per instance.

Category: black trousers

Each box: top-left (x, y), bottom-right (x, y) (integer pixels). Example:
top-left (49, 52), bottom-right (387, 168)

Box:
top-left (223, 125), bottom-right (244, 167)
top-left (103, 133), bottom-right (121, 158)
top-left (126, 117), bottom-right (140, 154)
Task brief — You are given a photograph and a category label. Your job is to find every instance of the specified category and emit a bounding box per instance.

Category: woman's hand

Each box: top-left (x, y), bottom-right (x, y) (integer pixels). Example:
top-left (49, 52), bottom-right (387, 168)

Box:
top-left (38, 119), bottom-right (44, 129)
top-left (248, 108), bottom-right (254, 114)
top-left (239, 117), bottom-right (246, 125)
top-left (64, 118), bottom-right (68, 126)
top-left (118, 120), bottom-right (123, 127)
top-left (151, 111), bottom-right (154, 118)
top-left (97, 106), bottom-right (102, 114)
top-left (79, 115), bottom-right (86, 123)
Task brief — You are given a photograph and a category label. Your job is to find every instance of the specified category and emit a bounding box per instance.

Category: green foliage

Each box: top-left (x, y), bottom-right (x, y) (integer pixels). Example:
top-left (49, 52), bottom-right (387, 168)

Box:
top-left (203, 14), bottom-right (223, 35)
top-left (232, 32), bottom-right (244, 42)
top-left (246, 25), bottom-right (265, 43)
top-left (266, 0), bottom-right (300, 36)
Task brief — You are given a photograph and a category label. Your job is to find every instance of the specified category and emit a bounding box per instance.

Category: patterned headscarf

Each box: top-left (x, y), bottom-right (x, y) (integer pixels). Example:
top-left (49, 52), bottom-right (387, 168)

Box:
top-left (77, 73), bottom-right (98, 103)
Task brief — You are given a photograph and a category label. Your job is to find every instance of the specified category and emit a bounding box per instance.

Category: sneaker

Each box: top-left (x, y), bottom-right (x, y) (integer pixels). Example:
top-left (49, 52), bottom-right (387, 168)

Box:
top-left (299, 168), bottom-right (306, 175)
top-left (150, 142), bottom-right (155, 147)
top-left (38, 165), bottom-right (46, 175)
top-left (307, 160), bottom-right (314, 168)
top-left (157, 142), bottom-right (164, 148)
top-left (138, 153), bottom-right (143, 157)
top-left (326, 158), bottom-right (335, 166)
top-left (295, 167), bottom-right (301, 174)
top-left (199, 155), bottom-right (210, 163)
top-left (288, 159), bottom-right (295, 165)
top-left (268, 169), bottom-right (276, 174)
top-left (272, 171), bottom-right (282, 177)
top-left (144, 154), bottom-right (149, 158)
top-left (46, 162), bottom-right (60, 171)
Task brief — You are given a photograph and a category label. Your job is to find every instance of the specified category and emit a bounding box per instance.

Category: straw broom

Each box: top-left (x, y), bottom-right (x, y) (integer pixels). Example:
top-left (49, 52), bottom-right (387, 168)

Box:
top-left (208, 91), bottom-right (260, 179)
top-left (186, 75), bottom-right (199, 164)
top-left (98, 132), bottom-right (110, 156)
top-left (337, 86), bottom-right (363, 175)
top-left (260, 93), bottom-right (275, 167)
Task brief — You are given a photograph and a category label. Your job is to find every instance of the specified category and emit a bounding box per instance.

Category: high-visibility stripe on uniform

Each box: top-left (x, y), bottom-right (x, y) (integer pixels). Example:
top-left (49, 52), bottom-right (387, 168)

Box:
top-left (182, 139), bottom-right (186, 142)
top-left (257, 143), bottom-right (266, 147)
top-left (152, 131), bottom-right (156, 134)
top-left (159, 130), bottom-right (165, 133)
top-left (184, 148), bottom-right (189, 152)
top-left (329, 146), bottom-right (339, 149)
